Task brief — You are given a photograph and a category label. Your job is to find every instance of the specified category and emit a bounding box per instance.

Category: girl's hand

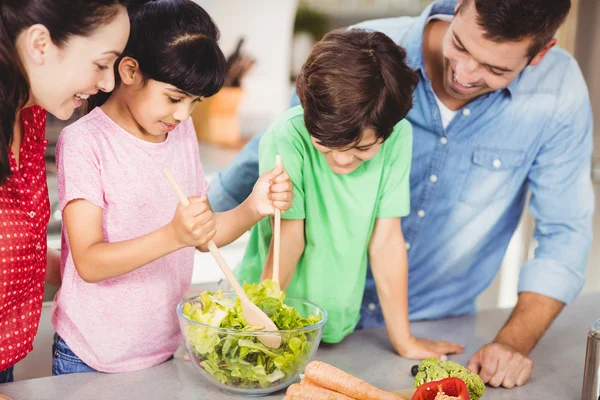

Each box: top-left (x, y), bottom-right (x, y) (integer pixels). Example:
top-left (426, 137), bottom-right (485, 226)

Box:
top-left (393, 336), bottom-right (464, 361)
top-left (249, 164), bottom-right (293, 217)
top-left (168, 195), bottom-right (216, 248)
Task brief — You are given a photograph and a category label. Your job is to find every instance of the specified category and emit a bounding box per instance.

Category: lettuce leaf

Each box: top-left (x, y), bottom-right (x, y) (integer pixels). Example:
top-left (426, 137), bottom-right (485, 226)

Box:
top-left (182, 280), bottom-right (322, 389)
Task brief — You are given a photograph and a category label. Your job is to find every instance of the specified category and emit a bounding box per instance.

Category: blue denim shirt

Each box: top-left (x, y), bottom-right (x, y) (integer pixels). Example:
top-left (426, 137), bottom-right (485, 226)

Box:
top-left (208, 0), bottom-right (594, 323)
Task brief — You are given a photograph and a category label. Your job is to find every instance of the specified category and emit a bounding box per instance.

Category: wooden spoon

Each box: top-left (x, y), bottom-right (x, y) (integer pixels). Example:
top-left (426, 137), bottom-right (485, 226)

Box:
top-left (163, 169), bottom-right (281, 349)
top-left (272, 155), bottom-right (282, 286)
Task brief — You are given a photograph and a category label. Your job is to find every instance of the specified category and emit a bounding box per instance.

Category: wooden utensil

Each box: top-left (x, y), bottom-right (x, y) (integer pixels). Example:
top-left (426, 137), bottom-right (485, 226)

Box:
top-left (272, 155), bottom-right (282, 286)
top-left (163, 169), bottom-right (281, 349)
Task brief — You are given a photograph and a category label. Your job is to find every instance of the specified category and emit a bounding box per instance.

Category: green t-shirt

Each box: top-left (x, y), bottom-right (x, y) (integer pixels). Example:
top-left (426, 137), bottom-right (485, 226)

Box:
top-left (235, 106), bottom-right (412, 343)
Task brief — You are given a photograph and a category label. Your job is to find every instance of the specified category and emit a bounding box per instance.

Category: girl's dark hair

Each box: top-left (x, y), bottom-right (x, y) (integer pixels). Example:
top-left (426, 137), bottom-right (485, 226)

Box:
top-left (296, 29), bottom-right (418, 149)
top-left (0, 0), bottom-right (126, 184)
top-left (88, 0), bottom-right (227, 110)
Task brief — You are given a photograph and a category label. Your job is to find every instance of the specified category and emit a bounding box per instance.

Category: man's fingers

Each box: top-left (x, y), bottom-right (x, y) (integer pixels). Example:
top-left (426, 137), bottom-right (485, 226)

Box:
top-left (478, 349), bottom-right (500, 383)
top-left (501, 358), bottom-right (522, 389)
top-left (488, 355), bottom-right (509, 388)
top-left (466, 352), bottom-right (482, 375)
top-left (264, 164), bottom-right (284, 181)
top-left (270, 170), bottom-right (289, 184)
top-left (515, 358), bottom-right (533, 387)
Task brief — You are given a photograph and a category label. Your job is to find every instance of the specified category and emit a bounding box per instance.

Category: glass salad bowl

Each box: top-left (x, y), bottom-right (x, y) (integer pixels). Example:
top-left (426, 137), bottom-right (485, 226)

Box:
top-left (177, 290), bottom-right (327, 396)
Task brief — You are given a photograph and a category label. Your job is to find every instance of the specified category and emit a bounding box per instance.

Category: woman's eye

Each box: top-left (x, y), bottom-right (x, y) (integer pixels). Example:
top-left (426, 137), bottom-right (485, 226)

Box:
top-left (96, 64), bottom-right (109, 71)
top-left (169, 97), bottom-right (182, 104)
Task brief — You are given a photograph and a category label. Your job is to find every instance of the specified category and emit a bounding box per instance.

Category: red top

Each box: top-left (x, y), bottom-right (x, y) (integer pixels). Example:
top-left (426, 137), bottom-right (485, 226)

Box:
top-left (0, 106), bottom-right (49, 370)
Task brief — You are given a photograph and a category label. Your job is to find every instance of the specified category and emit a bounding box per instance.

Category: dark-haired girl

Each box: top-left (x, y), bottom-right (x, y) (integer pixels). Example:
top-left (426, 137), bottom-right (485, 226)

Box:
top-left (0, 0), bottom-right (130, 383)
top-left (51, 0), bottom-right (292, 375)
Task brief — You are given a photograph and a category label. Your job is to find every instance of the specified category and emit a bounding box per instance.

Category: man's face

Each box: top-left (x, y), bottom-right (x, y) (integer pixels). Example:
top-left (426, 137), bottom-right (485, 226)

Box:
top-left (440, 1), bottom-right (532, 102)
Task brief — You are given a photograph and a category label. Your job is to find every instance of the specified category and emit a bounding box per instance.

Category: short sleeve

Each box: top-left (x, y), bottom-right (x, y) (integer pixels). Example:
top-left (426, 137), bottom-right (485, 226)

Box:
top-left (375, 120), bottom-right (413, 218)
top-left (258, 120), bottom-right (306, 220)
top-left (57, 128), bottom-right (104, 212)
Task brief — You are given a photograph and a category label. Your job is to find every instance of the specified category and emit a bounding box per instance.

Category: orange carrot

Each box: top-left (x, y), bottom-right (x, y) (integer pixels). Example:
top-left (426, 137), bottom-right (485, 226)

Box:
top-left (304, 361), bottom-right (407, 400)
top-left (286, 382), bottom-right (354, 400)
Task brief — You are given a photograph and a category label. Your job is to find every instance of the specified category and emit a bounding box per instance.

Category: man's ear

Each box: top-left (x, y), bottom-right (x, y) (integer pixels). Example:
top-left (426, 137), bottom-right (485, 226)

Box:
top-left (529, 38), bottom-right (556, 67)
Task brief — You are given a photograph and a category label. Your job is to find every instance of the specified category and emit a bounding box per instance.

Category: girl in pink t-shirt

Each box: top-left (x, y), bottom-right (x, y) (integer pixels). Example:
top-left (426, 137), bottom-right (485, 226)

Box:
top-left (51, 0), bottom-right (292, 374)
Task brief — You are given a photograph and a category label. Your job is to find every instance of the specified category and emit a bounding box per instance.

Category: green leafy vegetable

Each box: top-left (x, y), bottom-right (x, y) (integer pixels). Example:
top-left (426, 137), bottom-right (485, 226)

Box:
top-left (182, 280), bottom-right (323, 389)
top-left (413, 358), bottom-right (485, 400)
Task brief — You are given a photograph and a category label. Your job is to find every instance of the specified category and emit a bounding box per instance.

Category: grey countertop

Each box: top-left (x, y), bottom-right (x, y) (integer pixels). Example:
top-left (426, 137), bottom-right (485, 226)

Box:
top-left (1, 293), bottom-right (597, 400)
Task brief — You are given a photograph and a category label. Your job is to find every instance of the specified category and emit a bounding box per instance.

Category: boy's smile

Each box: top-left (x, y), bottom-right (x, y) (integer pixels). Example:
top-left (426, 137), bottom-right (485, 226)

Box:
top-left (311, 128), bottom-right (383, 175)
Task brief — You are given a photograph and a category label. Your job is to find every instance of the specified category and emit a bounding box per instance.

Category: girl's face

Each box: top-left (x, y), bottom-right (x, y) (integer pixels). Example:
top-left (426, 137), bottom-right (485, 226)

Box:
top-left (125, 77), bottom-right (202, 142)
top-left (17, 5), bottom-right (130, 120)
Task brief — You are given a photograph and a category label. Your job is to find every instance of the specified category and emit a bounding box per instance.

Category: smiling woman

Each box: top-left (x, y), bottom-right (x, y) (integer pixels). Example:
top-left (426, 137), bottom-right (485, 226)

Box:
top-left (0, 0), bottom-right (130, 382)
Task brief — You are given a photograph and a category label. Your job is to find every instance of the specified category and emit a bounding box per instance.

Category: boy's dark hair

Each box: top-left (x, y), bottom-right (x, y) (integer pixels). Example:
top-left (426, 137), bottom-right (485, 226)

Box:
top-left (459, 0), bottom-right (571, 59)
top-left (296, 28), bottom-right (418, 149)
top-left (89, 0), bottom-right (226, 109)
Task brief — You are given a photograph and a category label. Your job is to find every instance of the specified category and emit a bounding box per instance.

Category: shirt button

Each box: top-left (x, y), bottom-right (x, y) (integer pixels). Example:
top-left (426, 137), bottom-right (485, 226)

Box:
top-left (440, 137), bottom-right (448, 145)
top-left (493, 159), bottom-right (502, 169)
top-left (368, 303), bottom-right (377, 311)
top-left (462, 108), bottom-right (471, 116)
top-left (430, 175), bottom-right (438, 183)
top-left (406, 242), bottom-right (411, 250)
top-left (28, 212), bottom-right (35, 218)
top-left (417, 210), bottom-right (426, 218)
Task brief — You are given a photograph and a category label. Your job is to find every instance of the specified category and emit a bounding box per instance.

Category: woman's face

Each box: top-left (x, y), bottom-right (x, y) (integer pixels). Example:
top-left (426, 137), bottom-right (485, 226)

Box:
top-left (18, 5), bottom-right (130, 120)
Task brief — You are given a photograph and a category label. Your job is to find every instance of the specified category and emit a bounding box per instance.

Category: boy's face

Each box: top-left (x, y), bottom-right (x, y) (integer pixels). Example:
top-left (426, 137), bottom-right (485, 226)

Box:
top-left (311, 128), bottom-right (383, 175)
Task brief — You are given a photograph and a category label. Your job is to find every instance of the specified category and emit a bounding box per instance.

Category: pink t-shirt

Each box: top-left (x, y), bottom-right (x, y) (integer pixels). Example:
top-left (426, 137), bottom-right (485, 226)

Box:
top-left (52, 107), bottom-right (208, 372)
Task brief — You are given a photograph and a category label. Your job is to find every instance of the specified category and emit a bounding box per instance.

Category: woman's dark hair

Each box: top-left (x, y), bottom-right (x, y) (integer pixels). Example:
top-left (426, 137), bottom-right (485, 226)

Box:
top-left (88, 0), bottom-right (227, 110)
top-left (458, 0), bottom-right (571, 60)
top-left (296, 28), bottom-right (418, 149)
top-left (0, 0), bottom-right (126, 184)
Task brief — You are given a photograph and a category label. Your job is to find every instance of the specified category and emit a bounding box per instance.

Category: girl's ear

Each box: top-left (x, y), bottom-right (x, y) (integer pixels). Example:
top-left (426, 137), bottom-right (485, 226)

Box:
top-left (118, 57), bottom-right (142, 86)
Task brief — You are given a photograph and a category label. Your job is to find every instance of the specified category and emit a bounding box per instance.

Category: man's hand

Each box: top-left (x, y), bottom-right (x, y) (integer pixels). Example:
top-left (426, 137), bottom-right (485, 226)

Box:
top-left (467, 342), bottom-right (533, 388)
top-left (466, 292), bottom-right (564, 389)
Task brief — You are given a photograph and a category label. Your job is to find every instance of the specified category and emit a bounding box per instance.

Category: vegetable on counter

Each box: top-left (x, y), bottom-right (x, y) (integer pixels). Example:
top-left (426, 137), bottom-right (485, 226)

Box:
top-left (412, 377), bottom-right (470, 400)
top-left (413, 359), bottom-right (485, 400)
top-left (181, 280), bottom-right (322, 389)
top-left (283, 360), bottom-right (407, 400)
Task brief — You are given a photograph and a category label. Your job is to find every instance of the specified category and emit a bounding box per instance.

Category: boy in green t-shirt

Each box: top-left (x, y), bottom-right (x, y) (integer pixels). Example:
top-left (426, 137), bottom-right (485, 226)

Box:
top-left (235, 29), bottom-right (463, 359)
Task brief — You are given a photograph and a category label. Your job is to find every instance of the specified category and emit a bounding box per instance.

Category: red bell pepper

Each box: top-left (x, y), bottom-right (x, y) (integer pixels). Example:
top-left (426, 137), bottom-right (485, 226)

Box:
top-left (412, 377), bottom-right (470, 400)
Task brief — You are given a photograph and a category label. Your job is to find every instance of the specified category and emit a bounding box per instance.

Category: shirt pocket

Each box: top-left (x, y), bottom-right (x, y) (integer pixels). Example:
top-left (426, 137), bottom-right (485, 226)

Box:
top-left (459, 147), bottom-right (526, 206)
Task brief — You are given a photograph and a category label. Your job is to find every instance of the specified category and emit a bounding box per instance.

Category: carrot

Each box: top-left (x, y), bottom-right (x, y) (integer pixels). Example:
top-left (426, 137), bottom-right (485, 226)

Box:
top-left (286, 382), bottom-right (354, 400)
top-left (304, 361), bottom-right (407, 400)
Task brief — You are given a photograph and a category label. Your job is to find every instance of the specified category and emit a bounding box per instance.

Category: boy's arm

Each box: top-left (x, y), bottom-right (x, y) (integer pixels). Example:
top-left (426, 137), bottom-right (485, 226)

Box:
top-left (369, 217), bottom-right (463, 359)
top-left (63, 198), bottom-right (214, 283)
top-left (261, 219), bottom-right (305, 290)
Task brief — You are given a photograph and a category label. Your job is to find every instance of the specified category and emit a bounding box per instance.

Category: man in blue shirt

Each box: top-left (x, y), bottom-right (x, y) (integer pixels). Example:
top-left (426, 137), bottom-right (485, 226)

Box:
top-left (208, 0), bottom-right (593, 389)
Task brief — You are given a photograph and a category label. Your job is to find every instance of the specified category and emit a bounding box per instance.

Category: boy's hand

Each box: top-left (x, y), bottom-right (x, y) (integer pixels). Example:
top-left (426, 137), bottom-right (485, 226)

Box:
top-left (393, 336), bottom-right (464, 361)
top-left (249, 164), bottom-right (293, 217)
top-left (169, 195), bottom-right (216, 248)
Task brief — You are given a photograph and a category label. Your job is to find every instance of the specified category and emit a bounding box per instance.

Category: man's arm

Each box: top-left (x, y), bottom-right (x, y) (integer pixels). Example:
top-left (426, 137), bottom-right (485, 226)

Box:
top-left (468, 58), bottom-right (594, 388)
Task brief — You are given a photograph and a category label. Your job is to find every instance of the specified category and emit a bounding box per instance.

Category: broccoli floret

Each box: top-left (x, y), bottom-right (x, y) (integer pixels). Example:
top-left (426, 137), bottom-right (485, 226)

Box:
top-left (413, 358), bottom-right (485, 400)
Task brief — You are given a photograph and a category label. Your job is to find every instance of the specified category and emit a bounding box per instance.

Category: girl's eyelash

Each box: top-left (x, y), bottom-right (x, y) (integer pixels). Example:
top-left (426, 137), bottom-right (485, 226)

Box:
top-left (454, 42), bottom-right (467, 53)
top-left (96, 64), bottom-right (109, 71)
top-left (169, 97), bottom-right (182, 104)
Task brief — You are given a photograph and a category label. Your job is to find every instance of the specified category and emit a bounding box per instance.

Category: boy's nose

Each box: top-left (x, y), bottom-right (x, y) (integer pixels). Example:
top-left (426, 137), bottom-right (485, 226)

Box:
top-left (332, 151), bottom-right (355, 167)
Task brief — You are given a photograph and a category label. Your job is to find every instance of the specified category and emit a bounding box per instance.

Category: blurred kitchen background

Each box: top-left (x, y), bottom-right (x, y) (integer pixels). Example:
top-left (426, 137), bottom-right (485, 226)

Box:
top-left (27, 0), bottom-right (598, 379)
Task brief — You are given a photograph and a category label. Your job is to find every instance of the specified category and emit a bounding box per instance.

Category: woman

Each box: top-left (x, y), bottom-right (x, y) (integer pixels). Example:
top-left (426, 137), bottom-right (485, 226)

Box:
top-left (0, 0), bottom-right (130, 382)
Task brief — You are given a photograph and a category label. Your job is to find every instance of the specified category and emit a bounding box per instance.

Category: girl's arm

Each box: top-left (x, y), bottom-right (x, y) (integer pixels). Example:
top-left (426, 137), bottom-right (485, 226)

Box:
top-left (261, 218), bottom-right (305, 290)
top-left (199, 164), bottom-right (293, 251)
top-left (63, 196), bottom-right (215, 283)
top-left (369, 217), bottom-right (464, 360)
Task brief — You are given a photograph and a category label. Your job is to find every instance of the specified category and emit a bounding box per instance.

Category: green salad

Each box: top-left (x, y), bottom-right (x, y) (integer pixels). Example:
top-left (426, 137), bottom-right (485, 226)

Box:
top-left (181, 280), bottom-right (323, 389)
